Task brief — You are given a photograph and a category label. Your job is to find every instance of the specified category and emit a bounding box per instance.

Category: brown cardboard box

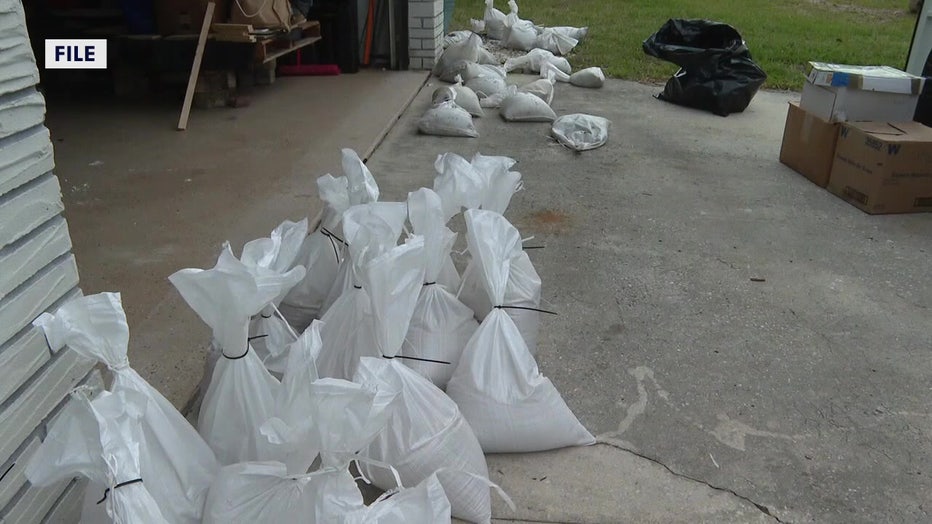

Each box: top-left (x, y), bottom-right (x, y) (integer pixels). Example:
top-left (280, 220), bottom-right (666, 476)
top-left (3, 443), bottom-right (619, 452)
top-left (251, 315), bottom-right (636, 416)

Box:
top-left (779, 101), bottom-right (840, 187)
top-left (827, 121), bottom-right (932, 214)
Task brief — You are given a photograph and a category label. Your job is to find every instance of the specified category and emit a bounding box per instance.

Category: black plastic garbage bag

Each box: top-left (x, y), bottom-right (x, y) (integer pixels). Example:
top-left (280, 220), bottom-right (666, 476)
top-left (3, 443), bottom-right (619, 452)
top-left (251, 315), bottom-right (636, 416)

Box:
top-left (642, 19), bottom-right (767, 116)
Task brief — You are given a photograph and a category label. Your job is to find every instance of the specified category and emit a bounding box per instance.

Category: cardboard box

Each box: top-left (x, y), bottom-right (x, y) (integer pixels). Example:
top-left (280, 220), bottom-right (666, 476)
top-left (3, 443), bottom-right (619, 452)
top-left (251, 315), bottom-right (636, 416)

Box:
top-left (827, 121), bottom-right (932, 214)
top-left (800, 62), bottom-right (925, 122)
top-left (779, 101), bottom-right (840, 187)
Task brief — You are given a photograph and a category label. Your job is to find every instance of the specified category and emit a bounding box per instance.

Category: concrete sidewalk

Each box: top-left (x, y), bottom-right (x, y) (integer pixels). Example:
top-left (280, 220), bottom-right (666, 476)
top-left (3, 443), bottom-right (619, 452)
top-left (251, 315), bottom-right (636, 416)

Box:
top-left (366, 77), bottom-right (932, 523)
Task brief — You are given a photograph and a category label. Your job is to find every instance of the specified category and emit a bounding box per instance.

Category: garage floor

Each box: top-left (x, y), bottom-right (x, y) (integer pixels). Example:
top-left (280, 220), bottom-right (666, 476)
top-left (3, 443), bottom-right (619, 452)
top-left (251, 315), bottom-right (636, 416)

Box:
top-left (47, 70), bottom-right (427, 408)
top-left (49, 70), bottom-right (932, 522)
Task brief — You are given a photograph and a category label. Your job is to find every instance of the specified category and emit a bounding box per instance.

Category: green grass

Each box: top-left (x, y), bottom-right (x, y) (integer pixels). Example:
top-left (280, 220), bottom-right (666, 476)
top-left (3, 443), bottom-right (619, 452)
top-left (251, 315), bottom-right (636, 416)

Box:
top-left (452, 0), bottom-right (918, 90)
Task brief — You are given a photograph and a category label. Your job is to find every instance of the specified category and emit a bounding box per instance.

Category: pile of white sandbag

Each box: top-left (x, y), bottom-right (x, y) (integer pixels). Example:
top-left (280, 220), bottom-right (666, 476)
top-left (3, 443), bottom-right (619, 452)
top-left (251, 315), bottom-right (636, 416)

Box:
top-left (23, 148), bottom-right (594, 524)
top-left (421, 0), bottom-right (611, 151)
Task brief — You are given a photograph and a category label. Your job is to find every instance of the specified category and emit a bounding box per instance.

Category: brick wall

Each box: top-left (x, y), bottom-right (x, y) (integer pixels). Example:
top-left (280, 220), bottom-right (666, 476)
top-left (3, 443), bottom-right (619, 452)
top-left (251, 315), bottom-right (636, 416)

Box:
top-left (408, 0), bottom-right (443, 70)
top-left (0, 0), bottom-right (96, 521)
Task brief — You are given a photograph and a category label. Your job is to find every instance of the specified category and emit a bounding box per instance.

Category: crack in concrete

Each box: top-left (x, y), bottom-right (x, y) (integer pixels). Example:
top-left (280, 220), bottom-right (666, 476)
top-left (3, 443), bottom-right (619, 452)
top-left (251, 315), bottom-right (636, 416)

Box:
top-left (596, 440), bottom-right (788, 524)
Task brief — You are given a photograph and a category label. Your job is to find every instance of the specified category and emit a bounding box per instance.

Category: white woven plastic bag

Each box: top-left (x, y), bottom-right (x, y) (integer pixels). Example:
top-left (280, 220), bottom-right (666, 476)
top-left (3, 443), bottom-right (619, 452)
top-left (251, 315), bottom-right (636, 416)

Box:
top-left (452, 75), bottom-right (484, 117)
top-left (354, 357), bottom-right (495, 523)
top-left (500, 88), bottom-right (558, 122)
top-left (434, 33), bottom-right (482, 82)
top-left (504, 49), bottom-right (571, 75)
top-left (518, 77), bottom-right (555, 105)
top-left (483, 0), bottom-right (507, 39)
top-left (570, 66), bottom-right (606, 88)
top-left (345, 473), bottom-right (451, 523)
top-left (419, 101), bottom-right (480, 138)
top-left (26, 388), bottom-right (169, 524)
top-left (464, 65), bottom-right (509, 106)
top-left (280, 149), bottom-right (379, 330)
top-left (551, 113), bottom-right (611, 151)
top-left (502, 0), bottom-right (537, 51)
top-left (203, 461), bottom-right (365, 523)
top-left (457, 214), bottom-right (543, 354)
top-left (318, 231), bottom-right (425, 381)
top-left (535, 27), bottom-right (578, 55)
top-left (170, 244), bottom-right (298, 465)
top-left (403, 188), bottom-right (478, 388)
top-left (447, 209), bottom-right (596, 453)
top-left (243, 219), bottom-right (308, 375)
top-left (33, 293), bottom-right (218, 524)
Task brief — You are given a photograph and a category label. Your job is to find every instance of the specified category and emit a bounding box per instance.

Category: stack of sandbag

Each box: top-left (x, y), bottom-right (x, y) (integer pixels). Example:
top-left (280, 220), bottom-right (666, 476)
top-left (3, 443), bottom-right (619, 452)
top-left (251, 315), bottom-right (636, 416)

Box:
top-left (279, 149), bottom-right (379, 331)
top-left (30, 292), bottom-right (219, 524)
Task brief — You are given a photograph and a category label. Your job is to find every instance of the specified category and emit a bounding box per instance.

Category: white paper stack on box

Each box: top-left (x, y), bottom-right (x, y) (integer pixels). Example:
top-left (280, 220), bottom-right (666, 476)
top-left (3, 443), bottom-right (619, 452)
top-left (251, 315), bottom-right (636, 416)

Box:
top-left (800, 62), bottom-right (926, 122)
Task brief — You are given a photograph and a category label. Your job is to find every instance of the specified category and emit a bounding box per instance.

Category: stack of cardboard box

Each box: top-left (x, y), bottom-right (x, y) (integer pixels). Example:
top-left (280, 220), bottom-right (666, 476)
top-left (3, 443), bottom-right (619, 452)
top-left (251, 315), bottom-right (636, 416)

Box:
top-left (780, 62), bottom-right (932, 214)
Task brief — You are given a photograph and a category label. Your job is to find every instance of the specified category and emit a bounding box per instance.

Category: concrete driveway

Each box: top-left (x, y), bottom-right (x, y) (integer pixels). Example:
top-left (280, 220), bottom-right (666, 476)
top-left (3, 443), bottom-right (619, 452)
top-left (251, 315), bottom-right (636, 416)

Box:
top-left (365, 76), bottom-right (932, 523)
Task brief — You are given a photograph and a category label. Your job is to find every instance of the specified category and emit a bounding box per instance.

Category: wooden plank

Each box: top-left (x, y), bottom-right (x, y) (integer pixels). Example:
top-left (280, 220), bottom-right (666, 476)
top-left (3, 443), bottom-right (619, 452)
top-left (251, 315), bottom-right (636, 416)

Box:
top-left (0, 254), bottom-right (79, 346)
top-left (0, 347), bottom-right (94, 466)
top-left (0, 288), bottom-right (81, 405)
top-left (40, 478), bottom-right (86, 524)
top-left (261, 36), bottom-right (322, 64)
top-left (0, 438), bottom-right (40, 511)
top-left (0, 127), bottom-right (54, 198)
top-left (0, 477), bottom-right (70, 524)
top-left (0, 0), bottom-right (40, 96)
top-left (212, 23), bottom-right (253, 32)
top-left (0, 217), bottom-right (71, 300)
top-left (0, 175), bottom-right (64, 250)
top-left (177, 2), bottom-right (216, 131)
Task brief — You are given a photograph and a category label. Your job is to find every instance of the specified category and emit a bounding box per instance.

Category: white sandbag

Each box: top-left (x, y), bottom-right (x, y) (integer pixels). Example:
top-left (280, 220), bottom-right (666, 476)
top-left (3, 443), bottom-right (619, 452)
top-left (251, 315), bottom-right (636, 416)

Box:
top-left (518, 78), bottom-right (555, 105)
top-left (535, 27), bottom-right (578, 55)
top-left (354, 357), bottom-right (494, 524)
top-left (321, 201), bottom-right (408, 315)
top-left (443, 30), bottom-right (472, 49)
top-left (432, 86), bottom-right (456, 105)
top-left (26, 388), bottom-right (170, 524)
top-left (433, 152), bottom-right (488, 222)
top-left (243, 219), bottom-right (308, 375)
top-left (477, 46), bottom-right (498, 65)
top-left (569, 66), bottom-right (605, 88)
top-left (171, 244), bottom-right (295, 465)
top-left (470, 18), bottom-right (485, 34)
top-left (500, 88), bottom-right (558, 122)
top-left (457, 217), bottom-right (543, 354)
top-left (33, 293), bottom-right (218, 524)
top-left (419, 101), bottom-right (480, 138)
top-left (548, 25), bottom-right (588, 41)
top-left (434, 33), bottom-right (482, 82)
top-left (551, 113), bottom-right (611, 151)
top-left (280, 149), bottom-right (379, 331)
top-left (502, 0), bottom-right (537, 51)
top-left (345, 474), bottom-right (451, 523)
top-left (452, 75), bottom-right (484, 117)
top-left (447, 209), bottom-right (596, 453)
top-left (203, 461), bottom-right (365, 523)
top-left (464, 64), bottom-right (508, 103)
top-left (483, 0), bottom-right (507, 40)
top-left (470, 152), bottom-right (522, 214)
top-left (403, 188), bottom-right (478, 388)
top-left (540, 60), bottom-right (571, 82)
top-left (505, 48), bottom-right (571, 75)
top-left (317, 232), bottom-right (425, 380)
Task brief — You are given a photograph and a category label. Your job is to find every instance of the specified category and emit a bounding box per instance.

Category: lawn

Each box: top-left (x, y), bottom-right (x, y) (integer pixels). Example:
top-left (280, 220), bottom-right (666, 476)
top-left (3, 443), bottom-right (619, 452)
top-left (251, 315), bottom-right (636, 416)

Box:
top-left (451, 0), bottom-right (918, 90)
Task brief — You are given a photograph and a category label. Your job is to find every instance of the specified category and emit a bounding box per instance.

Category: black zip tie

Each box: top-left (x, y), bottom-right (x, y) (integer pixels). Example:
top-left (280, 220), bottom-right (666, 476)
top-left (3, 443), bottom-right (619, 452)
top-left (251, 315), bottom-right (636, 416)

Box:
top-left (423, 282), bottom-right (436, 286)
top-left (524, 246), bottom-right (545, 250)
top-left (494, 305), bottom-right (558, 316)
top-left (323, 231), bottom-right (340, 263)
top-left (247, 334), bottom-right (268, 342)
top-left (96, 478), bottom-right (143, 504)
top-left (0, 463), bottom-right (14, 484)
top-left (382, 354), bottom-right (451, 365)
top-left (320, 227), bottom-right (347, 245)
top-left (353, 285), bottom-right (362, 289)
top-left (42, 332), bottom-right (53, 352)
top-left (260, 313), bottom-right (272, 319)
